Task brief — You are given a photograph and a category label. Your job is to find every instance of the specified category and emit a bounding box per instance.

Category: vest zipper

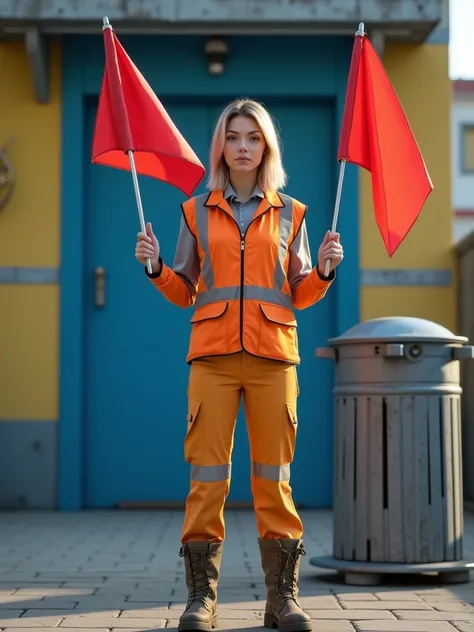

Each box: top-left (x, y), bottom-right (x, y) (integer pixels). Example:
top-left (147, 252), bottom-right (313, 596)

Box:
top-left (240, 235), bottom-right (245, 348)
top-left (228, 211), bottom-right (271, 351)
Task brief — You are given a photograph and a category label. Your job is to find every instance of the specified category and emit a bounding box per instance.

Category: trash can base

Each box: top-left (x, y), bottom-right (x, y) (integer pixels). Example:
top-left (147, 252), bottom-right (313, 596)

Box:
top-left (344, 572), bottom-right (381, 586)
top-left (439, 570), bottom-right (470, 584)
top-left (309, 555), bottom-right (473, 586)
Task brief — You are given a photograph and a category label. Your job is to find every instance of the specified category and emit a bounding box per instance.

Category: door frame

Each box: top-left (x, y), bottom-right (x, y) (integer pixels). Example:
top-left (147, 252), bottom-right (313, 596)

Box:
top-left (58, 34), bottom-right (360, 510)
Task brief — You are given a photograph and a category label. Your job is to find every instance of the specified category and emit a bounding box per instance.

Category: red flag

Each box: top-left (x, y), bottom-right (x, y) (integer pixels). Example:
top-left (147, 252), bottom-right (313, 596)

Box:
top-left (91, 25), bottom-right (205, 198)
top-left (338, 32), bottom-right (433, 256)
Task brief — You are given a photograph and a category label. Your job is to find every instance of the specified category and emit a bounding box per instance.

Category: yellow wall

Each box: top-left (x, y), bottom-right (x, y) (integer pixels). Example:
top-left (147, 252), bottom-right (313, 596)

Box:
top-left (359, 43), bottom-right (456, 331)
top-left (0, 43), bottom-right (61, 420)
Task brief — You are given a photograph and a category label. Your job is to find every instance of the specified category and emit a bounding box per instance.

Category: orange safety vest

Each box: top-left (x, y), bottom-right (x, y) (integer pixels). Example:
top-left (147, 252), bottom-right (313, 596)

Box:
top-left (149, 190), bottom-right (333, 364)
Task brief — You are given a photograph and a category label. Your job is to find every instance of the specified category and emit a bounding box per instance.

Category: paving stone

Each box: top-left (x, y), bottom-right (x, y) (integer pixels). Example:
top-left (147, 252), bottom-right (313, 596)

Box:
top-left (306, 624), bottom-right (356, 632)
top-left (335, 593), bottom-right (379, 601)
top-left (422, 598), bottom-right (466, 605)
top-left (22, 611), bottom-right (120, 619)
top-left (307, 610), bottom-right (396, 619)
top-left (93, 588), bottom-right (136, 596)
top-left (432, 603), bottom-right (474, 613)
top-left (59, 619), bottom-right (165, 628)
top-left (117, 609), bottom-right (176, 618)
top-left (354, 623), bottom-right (459, 631)
top-left (395, 611), bottom-right (474, 621)
top-left (125, 592), bottom-right (173, 602)
top-left (71, 599), bottom-right (129, 609)
top-left (66, 612), bottom-right (121, 618)
top-left (0, 619), bottom-right (63, 627)
top-left (340, 601), bottom-right (434, 610)
top-left (58, 582), bottom-right (105, 587)
top-left (12, 591), bottom-right (93, 598)
top-left (294, 596), bottom-right (343, 609)
top-left (415, 589), bottom-right (468, 597)
top-left (0, 577), bottom-right (40, 584)
top-left (0, 601), bottom-right (77, 610)
top-left (214, 610), bottom-right (263, 620)
top-left (374, 592), bottom-right (425, 601)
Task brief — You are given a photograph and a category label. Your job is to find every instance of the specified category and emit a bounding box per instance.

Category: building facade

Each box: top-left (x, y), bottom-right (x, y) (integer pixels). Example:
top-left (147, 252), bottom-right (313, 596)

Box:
top-left (0, 0), bottom-right (454, 510)
top-left (452, 80), bottom-right (474, 242)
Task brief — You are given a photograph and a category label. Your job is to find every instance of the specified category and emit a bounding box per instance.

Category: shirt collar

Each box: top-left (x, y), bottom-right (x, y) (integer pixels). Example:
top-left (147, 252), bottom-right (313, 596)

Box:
top-left (224, 183), bottom-right (264, 203)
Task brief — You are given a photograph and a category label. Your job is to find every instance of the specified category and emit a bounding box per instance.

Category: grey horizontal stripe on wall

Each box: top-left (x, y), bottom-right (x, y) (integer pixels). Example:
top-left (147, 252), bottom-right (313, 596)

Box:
top-left (0, 267), bottom-right (452, 287)
top-left (0, 267), bottom-right (58, 284)
top-left (361, 269), bottom-right (452, 287)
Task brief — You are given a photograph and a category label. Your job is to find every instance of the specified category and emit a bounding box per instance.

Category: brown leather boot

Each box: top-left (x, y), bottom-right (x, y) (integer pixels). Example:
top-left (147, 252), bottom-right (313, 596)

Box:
top-left (178, 540), bottom-right (222, 631)
top-left (258, 538), bottom-right (312, 632)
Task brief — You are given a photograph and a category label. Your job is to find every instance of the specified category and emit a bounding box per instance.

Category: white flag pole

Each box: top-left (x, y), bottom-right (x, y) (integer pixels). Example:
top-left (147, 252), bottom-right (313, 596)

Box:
top-left (324, 159), bottom-right (346, 277)
top-left (324, 22), bottom-right (365, 278)
top-left (103, 16), bottom-right (153, 276)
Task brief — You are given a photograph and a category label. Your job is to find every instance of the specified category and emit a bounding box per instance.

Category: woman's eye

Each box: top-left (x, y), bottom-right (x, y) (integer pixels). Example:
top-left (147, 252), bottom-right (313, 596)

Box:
top-left (226, 135), bottom-right (236, 141)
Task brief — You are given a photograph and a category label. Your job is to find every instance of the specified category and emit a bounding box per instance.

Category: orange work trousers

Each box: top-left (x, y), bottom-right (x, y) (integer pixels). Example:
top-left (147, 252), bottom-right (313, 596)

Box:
top-left (181, 351), bottom-right (304, 543)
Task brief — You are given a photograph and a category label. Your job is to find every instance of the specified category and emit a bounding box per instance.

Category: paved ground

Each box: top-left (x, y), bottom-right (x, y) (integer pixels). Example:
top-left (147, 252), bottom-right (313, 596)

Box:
top-left (1, 509), bottom-right (474, 632)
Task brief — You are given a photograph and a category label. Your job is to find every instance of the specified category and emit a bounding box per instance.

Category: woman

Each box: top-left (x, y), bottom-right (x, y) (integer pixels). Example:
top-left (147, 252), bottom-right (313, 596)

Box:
top-left (135, 98), bottom-right (343, 632)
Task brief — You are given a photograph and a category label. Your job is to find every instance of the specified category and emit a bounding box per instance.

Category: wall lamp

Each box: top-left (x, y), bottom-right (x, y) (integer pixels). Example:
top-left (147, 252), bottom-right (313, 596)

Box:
top-left (204, 37), bottom-right (228, 75)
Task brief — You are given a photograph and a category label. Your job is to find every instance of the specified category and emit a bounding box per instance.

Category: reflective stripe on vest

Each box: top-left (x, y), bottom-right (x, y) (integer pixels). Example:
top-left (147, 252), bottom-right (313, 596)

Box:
top-left (194, 194), bottom-right (294, 309)
top-left (195, 286), bottom-right (293, 309)
top-left (191, 463), bottom-right (231, 482)
top-left (251, 461), bottom-right (291, 482)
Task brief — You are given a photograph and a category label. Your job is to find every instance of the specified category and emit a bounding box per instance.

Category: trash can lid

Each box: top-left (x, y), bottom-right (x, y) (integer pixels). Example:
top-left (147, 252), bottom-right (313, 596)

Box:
top-left (328, 316), bottom-right (468, 346)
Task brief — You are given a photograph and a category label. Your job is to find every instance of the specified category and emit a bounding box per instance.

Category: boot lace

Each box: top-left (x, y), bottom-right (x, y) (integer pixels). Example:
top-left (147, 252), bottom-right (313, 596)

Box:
top-left (275, 545), bottom-right (306, 602)
top-left (180, 546), bottom-right (212, 606)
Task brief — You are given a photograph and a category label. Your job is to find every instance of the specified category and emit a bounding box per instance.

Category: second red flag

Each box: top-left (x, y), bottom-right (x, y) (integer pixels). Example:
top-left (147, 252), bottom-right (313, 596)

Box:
top-left (338, 31), bottom-right (433, 257)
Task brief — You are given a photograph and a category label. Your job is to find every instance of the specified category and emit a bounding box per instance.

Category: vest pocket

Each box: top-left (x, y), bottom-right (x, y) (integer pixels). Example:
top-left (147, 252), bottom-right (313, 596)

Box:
top-left (258, 302), bottom-right (298, 359)
top-left (259, 303), bottom-right (297, 327)
top-left (189, 301), bottom-right (230, 355)
top-left (190, 301), bottom-right (228, 322)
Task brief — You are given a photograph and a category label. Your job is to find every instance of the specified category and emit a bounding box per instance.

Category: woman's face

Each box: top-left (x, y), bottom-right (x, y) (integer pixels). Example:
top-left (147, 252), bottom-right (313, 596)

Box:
top-left (222, 115), bottom-right (266, 175)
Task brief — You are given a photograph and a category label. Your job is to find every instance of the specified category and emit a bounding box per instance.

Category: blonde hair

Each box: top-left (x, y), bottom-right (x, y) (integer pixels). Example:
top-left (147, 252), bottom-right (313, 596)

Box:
top-left (207, 98), bottom-right (287, 192)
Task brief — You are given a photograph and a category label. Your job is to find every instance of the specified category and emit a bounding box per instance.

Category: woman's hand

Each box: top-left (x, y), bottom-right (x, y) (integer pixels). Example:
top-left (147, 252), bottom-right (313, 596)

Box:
top-left (135, 222), bottom-right (161, 275)
top-left (317, 230), bottom-right (344, 277)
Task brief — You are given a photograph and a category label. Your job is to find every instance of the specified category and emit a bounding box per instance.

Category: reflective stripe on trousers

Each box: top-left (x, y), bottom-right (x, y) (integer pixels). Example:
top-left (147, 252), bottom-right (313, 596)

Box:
top-left (190, 462), bottom-right (291, 483)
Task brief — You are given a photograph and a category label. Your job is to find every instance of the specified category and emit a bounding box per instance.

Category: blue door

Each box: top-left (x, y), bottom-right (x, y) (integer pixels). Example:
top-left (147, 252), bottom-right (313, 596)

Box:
top-left (84, 97), bottom-right (336, 508)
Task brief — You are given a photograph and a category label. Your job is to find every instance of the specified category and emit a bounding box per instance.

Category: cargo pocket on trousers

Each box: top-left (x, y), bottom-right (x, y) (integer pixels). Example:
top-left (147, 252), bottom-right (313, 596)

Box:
top-left (284, 401), bottom-right (298, 463)
top-left (185, 395), bottom-right (202, 463)
top-left (294, 366), bottom-right (300, 397)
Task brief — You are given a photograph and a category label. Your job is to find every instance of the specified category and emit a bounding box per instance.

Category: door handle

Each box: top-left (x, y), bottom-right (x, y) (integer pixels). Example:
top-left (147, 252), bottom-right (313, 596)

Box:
top-left (95, 266), bottom-right (106, 308)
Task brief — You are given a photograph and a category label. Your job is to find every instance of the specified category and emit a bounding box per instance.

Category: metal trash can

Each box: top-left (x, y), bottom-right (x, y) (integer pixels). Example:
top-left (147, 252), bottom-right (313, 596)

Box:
top-left (309, 316), bottom-right (474, 585)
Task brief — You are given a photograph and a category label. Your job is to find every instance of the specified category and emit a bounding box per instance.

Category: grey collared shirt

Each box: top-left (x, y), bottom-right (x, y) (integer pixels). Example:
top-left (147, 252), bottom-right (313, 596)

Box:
top-left (172, 187), bottom-right (314, 297)
top-left (224, 183), bottom-right (264, 233)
